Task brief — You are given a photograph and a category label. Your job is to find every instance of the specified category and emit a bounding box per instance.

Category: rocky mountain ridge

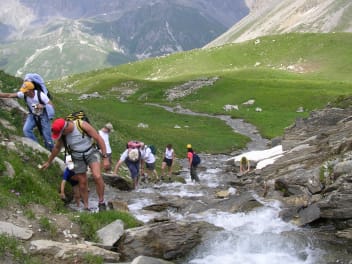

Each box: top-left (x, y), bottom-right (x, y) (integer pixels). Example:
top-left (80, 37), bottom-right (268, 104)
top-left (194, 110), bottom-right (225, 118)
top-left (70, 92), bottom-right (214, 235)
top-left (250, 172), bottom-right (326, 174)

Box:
top-left (205, 0), bottom-right (352, 48)
top-left (0, 0), bottom-right (248, 80)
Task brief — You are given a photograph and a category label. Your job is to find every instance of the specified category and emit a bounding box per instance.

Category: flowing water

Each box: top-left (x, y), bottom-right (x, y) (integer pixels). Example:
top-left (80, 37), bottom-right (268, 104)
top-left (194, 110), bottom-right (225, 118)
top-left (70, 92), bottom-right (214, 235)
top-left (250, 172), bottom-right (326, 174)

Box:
top-left (115, 154), bottom-right (328, 264)
top-left (86, 105), bottom-right (351, 263)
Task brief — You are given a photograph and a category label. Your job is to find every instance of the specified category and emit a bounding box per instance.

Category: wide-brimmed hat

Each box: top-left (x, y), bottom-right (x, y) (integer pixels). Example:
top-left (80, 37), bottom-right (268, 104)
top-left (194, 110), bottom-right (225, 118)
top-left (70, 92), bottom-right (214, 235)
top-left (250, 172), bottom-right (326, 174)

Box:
top-left (104, 122), bottom-right (114, 132)
top-left (20, 81), bottom-right (35, 93)
top-left (51, 118), bottom-right (66, 139)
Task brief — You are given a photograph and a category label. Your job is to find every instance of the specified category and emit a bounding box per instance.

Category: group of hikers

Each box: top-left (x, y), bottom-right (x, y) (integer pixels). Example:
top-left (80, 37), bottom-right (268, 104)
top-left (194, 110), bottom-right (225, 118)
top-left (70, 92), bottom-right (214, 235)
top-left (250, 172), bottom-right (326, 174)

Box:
top-left (0, 73), bottom-right (202, 211)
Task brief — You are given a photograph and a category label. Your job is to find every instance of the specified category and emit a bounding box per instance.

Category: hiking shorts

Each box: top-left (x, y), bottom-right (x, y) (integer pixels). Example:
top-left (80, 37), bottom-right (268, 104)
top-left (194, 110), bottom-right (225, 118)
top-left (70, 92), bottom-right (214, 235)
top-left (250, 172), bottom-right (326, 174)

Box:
top-left (72, 148), bottom-right (101, 174)
top-left (163, 158), bottom-right (173, 167)
top-left (146, 162), bottom-right (156, 170)
top-left (67, 177), bottom-right (79, 187)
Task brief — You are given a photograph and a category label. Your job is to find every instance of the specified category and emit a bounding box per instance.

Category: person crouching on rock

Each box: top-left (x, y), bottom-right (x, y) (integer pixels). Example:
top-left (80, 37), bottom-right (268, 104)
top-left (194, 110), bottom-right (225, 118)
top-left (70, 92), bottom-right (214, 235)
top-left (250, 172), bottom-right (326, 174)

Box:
top-left (240, 156), bottom-right (250, 175)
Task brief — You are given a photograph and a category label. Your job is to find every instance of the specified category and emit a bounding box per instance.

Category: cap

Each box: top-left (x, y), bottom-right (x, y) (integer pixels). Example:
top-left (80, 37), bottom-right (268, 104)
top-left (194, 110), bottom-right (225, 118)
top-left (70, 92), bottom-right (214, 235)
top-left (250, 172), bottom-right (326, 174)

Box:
top-left (51, 118), bottom-right (66, 140)
top-left (186, 144), bottom-right (192, 148)
top-left (20, 81), bottom-right (35, 93)
top-left (104, 122), bottom-right (114, 132)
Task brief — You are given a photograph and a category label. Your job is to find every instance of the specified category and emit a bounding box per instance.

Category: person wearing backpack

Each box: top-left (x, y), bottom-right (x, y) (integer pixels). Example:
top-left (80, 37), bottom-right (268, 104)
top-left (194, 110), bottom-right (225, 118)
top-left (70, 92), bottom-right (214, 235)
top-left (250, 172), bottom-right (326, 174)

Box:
top-left (41, 118), bottom-right (110, 211)
top-left (187, 144), bottom-right (200, 183)
top-left (113, 141), bottom-right (142, 189)
top-left (140, 142), bottom-right (159, 182)
top-left (161, 143), bottom-right (175, 181)
top-left (0, 81), bottom-right (54, 151)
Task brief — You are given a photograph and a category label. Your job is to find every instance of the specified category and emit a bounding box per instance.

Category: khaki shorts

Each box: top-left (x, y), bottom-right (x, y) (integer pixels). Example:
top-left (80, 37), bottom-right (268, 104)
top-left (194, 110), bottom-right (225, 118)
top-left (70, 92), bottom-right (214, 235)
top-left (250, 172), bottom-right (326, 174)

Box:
top-left (72, 148), bottom-right (101, 174)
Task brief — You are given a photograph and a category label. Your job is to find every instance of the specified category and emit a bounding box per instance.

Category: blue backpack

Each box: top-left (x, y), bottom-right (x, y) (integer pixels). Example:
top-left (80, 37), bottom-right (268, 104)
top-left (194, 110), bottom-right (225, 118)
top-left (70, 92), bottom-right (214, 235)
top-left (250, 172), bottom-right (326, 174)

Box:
top-left (192, 153), bottom-right (201, 166)
top-left (24, 73), bottom-right (52, 99)
top-left (148, 145), bottom-right (157, 155)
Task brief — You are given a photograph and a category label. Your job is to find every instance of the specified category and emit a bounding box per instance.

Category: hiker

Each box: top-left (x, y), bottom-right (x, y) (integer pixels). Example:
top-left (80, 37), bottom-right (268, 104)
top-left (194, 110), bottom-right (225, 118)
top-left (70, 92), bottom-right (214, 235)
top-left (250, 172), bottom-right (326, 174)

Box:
top-left (60, 168), bottom-right (80, 207)
top-left (240, 156), bottom-right (250, 174)
top-left (187, 144), bottom-right (200, 183)
top-left (140, 142), bottom-right (159, 182)
top-left (161, 143), bottom-right (175, 181)
top-left (41, 118), bottom-right (110, 211)
top-left (99, 122), bottom-right (114, 173)
top-left (113, 141), bottom-right (141, 189)
top-left (0, 81), bottom-right (54, 150)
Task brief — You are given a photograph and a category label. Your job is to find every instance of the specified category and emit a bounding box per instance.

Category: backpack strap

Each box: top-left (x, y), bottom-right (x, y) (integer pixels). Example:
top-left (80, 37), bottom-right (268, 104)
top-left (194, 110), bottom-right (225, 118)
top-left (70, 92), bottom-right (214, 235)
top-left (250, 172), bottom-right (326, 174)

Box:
top-left (74, 119), bottom-right (85, 137)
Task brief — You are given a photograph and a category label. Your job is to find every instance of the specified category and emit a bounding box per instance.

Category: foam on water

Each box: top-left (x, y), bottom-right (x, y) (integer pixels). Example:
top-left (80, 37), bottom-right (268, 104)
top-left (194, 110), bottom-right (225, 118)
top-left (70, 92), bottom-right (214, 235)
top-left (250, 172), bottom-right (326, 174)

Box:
top-left (185, 205), bottom-right (324, 264)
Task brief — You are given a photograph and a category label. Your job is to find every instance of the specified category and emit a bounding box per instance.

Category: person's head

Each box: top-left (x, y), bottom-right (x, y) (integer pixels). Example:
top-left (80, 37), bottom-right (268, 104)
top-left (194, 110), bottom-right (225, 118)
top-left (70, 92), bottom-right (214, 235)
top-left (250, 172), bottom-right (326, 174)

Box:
top-left (51, 118), bottom-right (68, 140)
top-left (20, 81), bottom-right (35, 98)
top-left (186, 143), bottom-right (193, 152)
top-left (167, 144), bottom-right (172, 149)
top-left (241, 156), bottom-right (248, 164)
top-left (139, 142), bottom-right (145, 149)
top-left (104, 122), bottom-right (114, 133)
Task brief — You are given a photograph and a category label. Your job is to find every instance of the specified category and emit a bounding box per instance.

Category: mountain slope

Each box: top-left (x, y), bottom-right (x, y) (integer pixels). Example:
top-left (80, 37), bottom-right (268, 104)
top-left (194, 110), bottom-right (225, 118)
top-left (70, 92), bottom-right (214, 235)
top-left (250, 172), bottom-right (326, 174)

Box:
top-left (205, 0), bottom-right (352, 48)
top-left (0, 0), bottom-right (248, 80)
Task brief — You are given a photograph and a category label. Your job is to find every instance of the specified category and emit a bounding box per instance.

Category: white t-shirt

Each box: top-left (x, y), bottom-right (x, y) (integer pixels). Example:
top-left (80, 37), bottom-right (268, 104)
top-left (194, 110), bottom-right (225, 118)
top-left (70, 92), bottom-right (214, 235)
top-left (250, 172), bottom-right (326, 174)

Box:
top-left (165, 148), bottom-right (174, 159)
top-left (120, 149), bottom-right (128, 161)
top-left (140, 147), bottom-right (155, 163)
top-left (17, 90), bottom-right (50, 116)
top-left (99, 130), bottom-right (112, 154)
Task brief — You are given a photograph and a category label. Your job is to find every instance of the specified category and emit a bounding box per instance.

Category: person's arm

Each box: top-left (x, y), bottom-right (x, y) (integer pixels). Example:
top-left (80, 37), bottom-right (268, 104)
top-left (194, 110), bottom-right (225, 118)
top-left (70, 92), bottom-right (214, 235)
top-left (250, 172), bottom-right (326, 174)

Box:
top-left (81, 121), bottom-right (110, 168)
top-left (0, 92), bottom-right (18, 98)
top-left (60, 180), bottom-right (67, 199)
top-left (36, 99), bottom-right (53, 110)
top-left (113, 159), bottom-right (123, 175)
top-left (246, 160), bottom-right (250, 172)
top-left (41, 139), bottom-right (64, 169)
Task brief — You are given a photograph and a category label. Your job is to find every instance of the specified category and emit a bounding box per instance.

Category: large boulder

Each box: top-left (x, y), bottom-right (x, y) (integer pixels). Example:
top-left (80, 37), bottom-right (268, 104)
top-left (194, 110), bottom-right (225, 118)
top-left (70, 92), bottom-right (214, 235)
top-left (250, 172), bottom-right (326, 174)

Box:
top-left (115, 220), bottom-right (221, 261)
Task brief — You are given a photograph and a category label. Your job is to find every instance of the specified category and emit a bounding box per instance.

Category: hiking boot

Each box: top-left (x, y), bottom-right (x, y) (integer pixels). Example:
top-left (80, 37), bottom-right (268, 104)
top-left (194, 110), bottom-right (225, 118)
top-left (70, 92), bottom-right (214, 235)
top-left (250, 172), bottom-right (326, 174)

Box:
top-left (98, 202), bottom-right (106, 212)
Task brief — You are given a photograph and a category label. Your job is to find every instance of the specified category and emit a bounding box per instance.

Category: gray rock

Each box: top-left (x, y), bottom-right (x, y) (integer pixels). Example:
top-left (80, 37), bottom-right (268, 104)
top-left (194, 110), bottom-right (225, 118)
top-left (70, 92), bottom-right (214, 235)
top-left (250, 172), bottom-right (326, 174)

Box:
top-left (96, 219), bottom-right (124, 247)
top-left (131, 255), bottom-right (175, 264)
top-left (29, 240), bottom-right (120, 262)
top-left (0, 221), bottom-right (33, 240)
top-left (116, 220), bottom-right (221, 261)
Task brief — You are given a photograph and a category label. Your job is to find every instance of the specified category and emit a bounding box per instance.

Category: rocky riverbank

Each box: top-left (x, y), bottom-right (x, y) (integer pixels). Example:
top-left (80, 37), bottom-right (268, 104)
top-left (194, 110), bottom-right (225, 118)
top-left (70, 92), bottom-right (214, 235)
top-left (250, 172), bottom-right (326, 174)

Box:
top-left (1, 105), bottom-right (352, 263)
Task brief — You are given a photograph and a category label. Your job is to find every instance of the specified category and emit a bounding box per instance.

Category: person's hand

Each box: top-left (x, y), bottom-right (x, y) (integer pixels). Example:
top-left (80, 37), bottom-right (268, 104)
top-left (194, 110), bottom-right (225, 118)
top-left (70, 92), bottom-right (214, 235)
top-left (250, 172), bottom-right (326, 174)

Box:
top-left (40, 162), bottom-right (50, 170)
top-left (103, 158), bottom-right (110, 170)
top-left (60, 192), bottom-right (66, 199)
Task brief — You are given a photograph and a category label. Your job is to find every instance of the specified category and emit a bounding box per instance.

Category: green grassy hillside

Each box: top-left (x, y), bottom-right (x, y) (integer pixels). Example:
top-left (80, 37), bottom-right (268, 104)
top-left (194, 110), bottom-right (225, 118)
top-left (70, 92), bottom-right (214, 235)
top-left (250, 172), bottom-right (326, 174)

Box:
top-left (47, 33), bottom-right (352, 156)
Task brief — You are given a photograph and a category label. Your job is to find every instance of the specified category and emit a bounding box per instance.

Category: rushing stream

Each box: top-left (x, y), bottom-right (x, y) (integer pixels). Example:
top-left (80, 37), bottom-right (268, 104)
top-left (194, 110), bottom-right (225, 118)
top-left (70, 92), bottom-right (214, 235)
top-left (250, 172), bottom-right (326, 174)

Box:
top-left (85, 105), bottom-right (350, 263)
top-left (116, 155), bottom-right (327, 264)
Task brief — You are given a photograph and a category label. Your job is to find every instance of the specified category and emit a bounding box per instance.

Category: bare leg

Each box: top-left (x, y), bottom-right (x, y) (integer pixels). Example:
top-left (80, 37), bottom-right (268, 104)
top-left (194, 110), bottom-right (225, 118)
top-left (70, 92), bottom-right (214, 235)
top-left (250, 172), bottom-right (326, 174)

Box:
top-left (77, 173), bottom-right (89, 209)
top-left (73, 185), bottom-right (81, 207)
top-left (89, 161), bottom-right (105, 203)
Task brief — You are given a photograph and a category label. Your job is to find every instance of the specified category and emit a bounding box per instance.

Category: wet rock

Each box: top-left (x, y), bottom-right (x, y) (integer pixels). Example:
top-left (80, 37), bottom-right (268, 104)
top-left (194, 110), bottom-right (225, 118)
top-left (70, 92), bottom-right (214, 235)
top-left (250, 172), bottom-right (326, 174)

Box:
top-left (108, 200), bottom-right (130, 212)
top-left (131, 255), bottom-right (175, 264)
top-left (291, 204), bottom-right (321, 226)
top-left (116, 220), bottom-right (221, 261)
top-left (103, 174), bottom-right (133, 190)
